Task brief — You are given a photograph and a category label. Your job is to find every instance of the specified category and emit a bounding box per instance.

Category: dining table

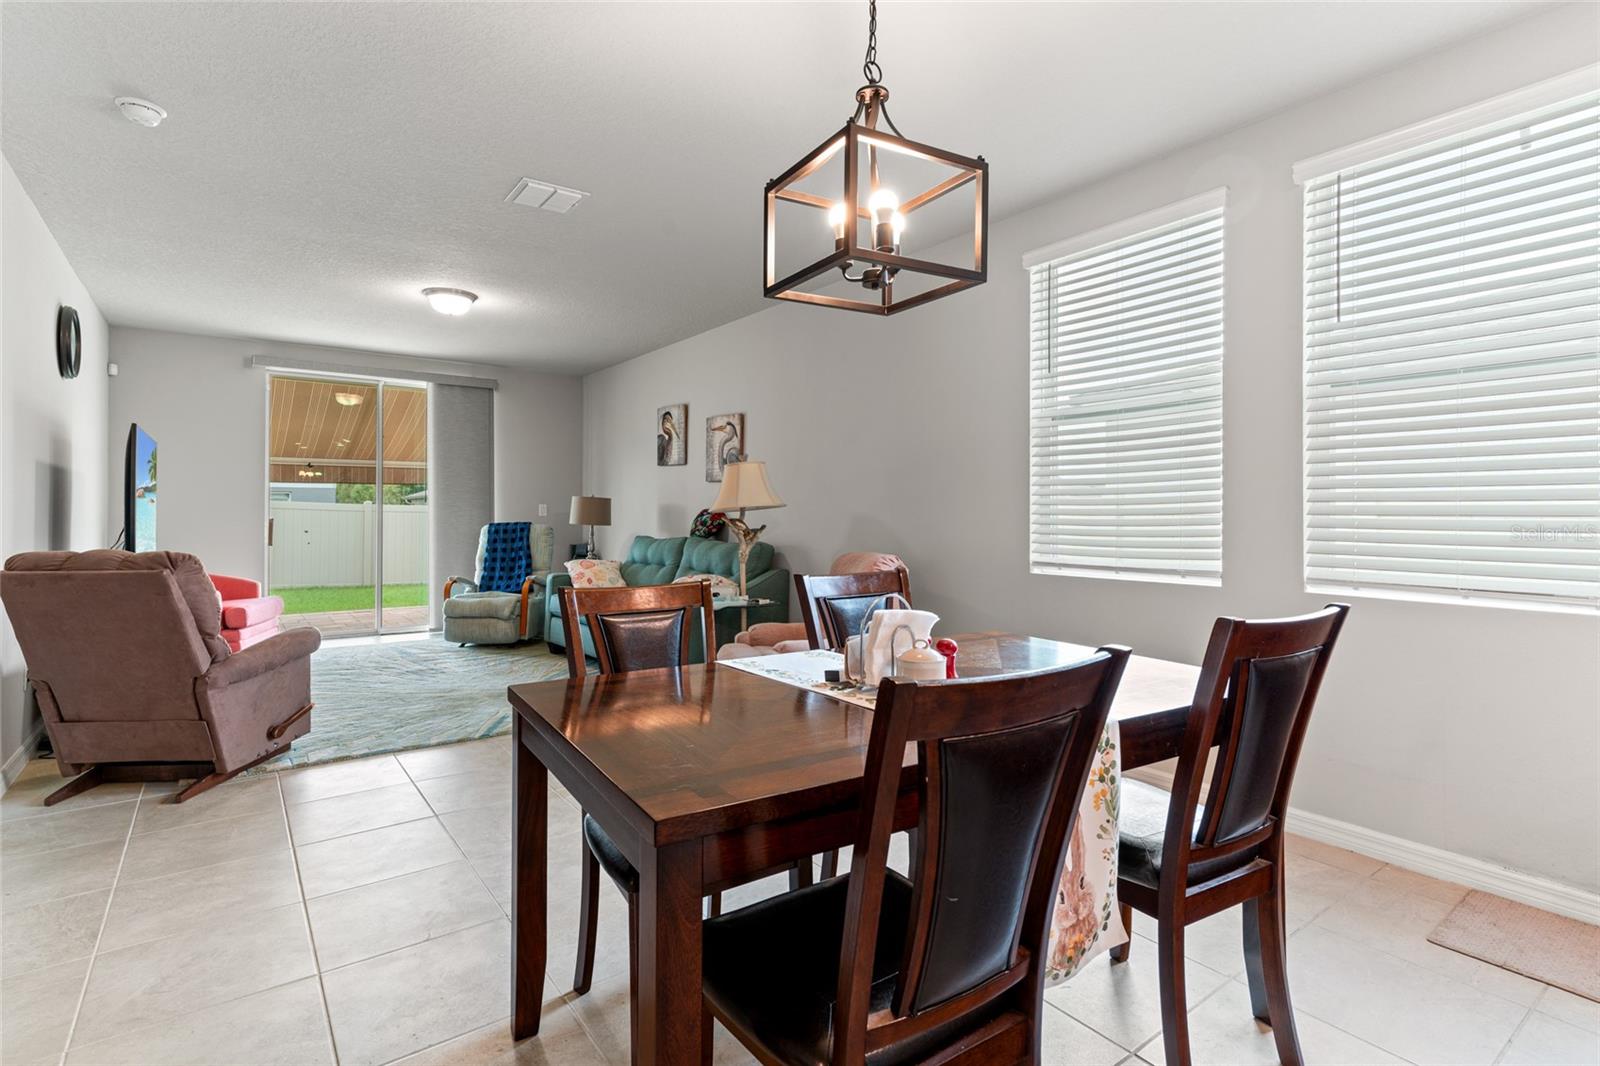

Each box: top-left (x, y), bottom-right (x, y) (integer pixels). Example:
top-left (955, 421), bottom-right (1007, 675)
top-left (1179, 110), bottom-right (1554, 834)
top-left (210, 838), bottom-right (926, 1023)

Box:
top-left (506, 631), bottom-right (1200, 1065)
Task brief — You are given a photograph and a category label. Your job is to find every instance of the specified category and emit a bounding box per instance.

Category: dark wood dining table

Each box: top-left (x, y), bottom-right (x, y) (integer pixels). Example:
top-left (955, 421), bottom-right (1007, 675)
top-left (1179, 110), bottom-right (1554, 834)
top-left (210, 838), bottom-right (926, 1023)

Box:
top-left (507, 632), bottom-right (1199, 1065)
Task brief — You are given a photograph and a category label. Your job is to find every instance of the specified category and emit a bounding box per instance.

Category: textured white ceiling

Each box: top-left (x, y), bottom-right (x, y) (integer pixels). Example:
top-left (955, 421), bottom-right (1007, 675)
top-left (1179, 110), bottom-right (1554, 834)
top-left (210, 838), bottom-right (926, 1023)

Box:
top-left (1, 1), bottom-right (1544, 372)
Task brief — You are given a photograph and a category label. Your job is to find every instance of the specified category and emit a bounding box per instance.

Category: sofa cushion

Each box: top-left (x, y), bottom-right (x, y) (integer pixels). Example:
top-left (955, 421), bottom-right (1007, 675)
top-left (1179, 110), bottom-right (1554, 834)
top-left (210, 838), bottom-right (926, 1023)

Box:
top-left (443, 591), bottom-right (522, 619)
top-left (6, 549), bottom-right (230, 663)
top-left (674, 536), bottom-right (773, 583)
top-left (619, 535), bottom-right (685, 587)
top-left (222, 617), bottom-right (280, 652)
top-left (221, 595), bottom-right (283, 629)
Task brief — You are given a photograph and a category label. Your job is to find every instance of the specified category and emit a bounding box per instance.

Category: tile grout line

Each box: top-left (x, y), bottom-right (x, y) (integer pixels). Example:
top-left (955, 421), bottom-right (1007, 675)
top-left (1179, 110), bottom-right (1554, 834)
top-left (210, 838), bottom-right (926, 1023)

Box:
top-left (276, 772), bottom-right (344, 1066)
top-left (396, 753), bottom-right (510, 920)
top-left (52, 782), bottom-right (147, 1066)
top-left (1489, 1003), bottom-right (1537, 1065)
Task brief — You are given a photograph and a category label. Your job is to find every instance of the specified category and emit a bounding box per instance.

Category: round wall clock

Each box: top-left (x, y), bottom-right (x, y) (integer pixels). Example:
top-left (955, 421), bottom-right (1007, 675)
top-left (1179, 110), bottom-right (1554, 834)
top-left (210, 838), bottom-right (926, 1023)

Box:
top-left (56, 305), bottom-right (82, 379)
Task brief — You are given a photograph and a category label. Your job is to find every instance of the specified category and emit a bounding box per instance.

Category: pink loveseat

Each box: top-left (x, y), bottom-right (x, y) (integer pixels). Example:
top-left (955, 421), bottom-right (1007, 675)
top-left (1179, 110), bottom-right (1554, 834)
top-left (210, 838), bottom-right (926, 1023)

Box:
top-left (209, 574), bottom-right (285, 651)
top-left (716, 551), bottom-right (907, 660)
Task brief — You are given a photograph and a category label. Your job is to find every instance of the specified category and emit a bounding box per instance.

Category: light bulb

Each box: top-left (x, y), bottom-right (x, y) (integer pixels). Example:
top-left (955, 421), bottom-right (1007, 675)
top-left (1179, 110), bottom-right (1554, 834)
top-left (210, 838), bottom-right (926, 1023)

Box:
top-left (826, 201), bottom-right (848, 242)
top-left (422, 287), bottom-right (478, 315)
top-left (890, 211), bottom-right (906, 242)
top-left (866, 188), bottom-right (900, 223)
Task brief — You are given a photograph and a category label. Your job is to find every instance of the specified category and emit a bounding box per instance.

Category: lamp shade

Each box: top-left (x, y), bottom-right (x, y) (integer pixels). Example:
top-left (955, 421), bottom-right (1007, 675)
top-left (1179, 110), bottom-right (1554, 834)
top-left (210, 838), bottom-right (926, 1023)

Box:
top-left (712, 461), bottom-right (784, 512)
top-left (569, 495), bottom-right (612, 526)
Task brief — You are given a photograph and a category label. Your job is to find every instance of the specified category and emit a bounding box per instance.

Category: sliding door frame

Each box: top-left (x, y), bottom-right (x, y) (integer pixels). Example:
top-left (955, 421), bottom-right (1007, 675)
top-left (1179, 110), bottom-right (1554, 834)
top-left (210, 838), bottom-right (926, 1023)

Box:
top-left (266, 370), bottom-right (431, 639)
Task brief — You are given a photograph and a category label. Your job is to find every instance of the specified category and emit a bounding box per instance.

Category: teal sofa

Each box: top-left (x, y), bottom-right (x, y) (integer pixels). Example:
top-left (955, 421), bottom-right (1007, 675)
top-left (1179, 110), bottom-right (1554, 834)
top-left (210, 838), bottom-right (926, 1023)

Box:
top-left (544, 534), bottom-right (789, 664)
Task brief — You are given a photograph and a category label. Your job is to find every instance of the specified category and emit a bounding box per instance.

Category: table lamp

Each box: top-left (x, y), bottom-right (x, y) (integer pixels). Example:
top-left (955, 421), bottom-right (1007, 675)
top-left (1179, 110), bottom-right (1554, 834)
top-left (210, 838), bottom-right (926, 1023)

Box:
top-left (710, 461), bottom-right (784, 596)
top-left (569, 495), bottom-right (612, 558)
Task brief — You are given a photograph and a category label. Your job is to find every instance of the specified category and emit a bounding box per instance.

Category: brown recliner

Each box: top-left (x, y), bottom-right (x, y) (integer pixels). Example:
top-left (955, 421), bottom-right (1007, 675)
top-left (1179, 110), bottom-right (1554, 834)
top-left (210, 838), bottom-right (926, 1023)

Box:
top-left (1, 550), bottom-right (320, 804)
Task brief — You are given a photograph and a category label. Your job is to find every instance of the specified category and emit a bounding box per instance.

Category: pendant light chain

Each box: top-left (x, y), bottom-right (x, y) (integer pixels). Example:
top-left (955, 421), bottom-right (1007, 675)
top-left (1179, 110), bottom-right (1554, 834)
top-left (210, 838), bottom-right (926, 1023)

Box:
top-left (862, 0), bottom-right (883, 85)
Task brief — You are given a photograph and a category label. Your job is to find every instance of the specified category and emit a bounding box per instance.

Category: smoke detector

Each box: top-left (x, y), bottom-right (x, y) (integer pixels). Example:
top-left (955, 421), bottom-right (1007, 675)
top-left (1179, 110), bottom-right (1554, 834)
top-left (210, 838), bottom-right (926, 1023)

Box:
top-left (114, 97), bottom-right (167, 127)
top-left (506, 177), bottom-right (588, 214)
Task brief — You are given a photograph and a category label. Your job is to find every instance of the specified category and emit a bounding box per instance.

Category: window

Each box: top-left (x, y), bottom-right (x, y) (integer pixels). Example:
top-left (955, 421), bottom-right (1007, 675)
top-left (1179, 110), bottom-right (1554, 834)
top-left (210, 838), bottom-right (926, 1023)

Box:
top-left (1026, 191), bottom-right (1225, 583)
top-left (1298, 75), bottom-right (1600, 609)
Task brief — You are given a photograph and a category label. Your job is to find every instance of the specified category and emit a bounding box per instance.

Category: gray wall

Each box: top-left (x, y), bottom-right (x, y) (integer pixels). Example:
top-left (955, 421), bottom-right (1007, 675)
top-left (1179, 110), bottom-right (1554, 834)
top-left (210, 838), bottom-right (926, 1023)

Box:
top-left (0, 158), bottom-right (111, 781)
top-left (582, 6), bottom-right (1600, 892)
top-left (107, 328), bottom-right (584, 593)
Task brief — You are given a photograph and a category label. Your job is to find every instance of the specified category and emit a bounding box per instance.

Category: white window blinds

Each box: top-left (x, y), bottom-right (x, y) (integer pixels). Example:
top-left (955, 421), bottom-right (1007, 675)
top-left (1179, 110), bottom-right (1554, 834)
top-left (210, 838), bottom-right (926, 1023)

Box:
top-left (1027, 191), bottom-right (1225, 583)
top-left (1301, 83), bottom-right (1600, 608)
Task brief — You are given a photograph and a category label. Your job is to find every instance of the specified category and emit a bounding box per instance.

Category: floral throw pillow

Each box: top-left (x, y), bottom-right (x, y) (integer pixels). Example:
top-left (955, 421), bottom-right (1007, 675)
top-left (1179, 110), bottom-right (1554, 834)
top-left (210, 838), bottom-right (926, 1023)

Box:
top-left (564, 558), bottom-right (626, 589)
top-left (672, 572), bottom-right (740, 599)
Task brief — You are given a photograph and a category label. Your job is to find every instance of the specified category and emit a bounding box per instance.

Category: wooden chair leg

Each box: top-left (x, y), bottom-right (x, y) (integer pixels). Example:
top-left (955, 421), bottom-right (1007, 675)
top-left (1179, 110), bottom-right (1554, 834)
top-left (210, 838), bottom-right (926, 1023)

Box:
top-left (173, 749), bottom-right (282, 804)
top-left (706, 891), bottom-right (722, 918)
top-left (1244, 874), bottom-right (1303, 1065)
top-left (573, 838), bottom-right (601, 995)
top-left (819, 849), bottom-right (839, 879)
top-left (627, 892), bottom-right (639, 1066)
top-left (1157, 914), bottom-right (1191, 1066)
top-left (43, 766), bottom-right (104, 806)
top-left (788, 859), bottom-right (813, 890)
top-left (700, 1001), bottom-right (715, 1066)
top-left (1110, 902), bottom-right (1134, 963)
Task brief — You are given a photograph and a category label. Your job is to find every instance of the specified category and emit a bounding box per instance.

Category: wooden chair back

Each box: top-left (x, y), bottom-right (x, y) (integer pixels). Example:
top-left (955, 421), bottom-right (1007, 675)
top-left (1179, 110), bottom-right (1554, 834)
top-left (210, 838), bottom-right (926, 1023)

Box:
top-left (832, 646), bottom-right (1129, 1063)
top-left (1164, 604), bottom-right (1350, 886)
top-left (795, 567), bottom-right (912, 651)
top-left (559, 580), bottom-right (716, 679)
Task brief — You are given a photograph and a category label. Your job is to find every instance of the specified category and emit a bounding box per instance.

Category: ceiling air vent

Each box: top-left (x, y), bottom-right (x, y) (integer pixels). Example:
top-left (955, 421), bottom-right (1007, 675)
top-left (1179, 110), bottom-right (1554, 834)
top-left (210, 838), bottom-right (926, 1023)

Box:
top-left (506, 178), bottom-right (589, 214)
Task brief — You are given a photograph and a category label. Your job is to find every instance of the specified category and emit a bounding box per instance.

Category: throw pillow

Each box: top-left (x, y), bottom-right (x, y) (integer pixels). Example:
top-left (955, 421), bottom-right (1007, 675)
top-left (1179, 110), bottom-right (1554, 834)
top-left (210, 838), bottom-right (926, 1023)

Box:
top-left (565, 558), bottom-right (626, 589)
top-left (691, 509), bottom-right (727, 539)
top-left (672, 572), bottom-right (740, 599)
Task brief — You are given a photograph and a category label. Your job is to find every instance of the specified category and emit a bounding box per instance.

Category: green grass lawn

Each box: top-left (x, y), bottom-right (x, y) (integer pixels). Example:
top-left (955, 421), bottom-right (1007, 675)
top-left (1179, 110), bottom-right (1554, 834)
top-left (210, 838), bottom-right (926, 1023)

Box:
top-left (276, 584), bottom-right (427, 614)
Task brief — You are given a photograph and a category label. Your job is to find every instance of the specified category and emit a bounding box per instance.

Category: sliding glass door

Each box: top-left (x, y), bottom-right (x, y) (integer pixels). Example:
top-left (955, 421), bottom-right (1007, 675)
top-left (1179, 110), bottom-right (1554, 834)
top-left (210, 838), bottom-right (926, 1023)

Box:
top-left (267, 373), bottom-right (429, 638)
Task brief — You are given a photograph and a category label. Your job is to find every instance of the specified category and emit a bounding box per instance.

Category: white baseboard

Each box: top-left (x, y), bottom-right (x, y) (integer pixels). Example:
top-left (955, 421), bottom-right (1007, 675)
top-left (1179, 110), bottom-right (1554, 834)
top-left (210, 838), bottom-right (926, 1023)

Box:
top-left (1, 723), bottom-right (46, 792)
top-left (1126, 765), bottom-right (1600, 926)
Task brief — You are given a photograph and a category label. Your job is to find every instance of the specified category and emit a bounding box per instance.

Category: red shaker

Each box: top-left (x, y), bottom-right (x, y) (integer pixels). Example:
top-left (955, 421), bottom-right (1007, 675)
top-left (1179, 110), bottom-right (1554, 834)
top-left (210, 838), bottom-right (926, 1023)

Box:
top-left (934, 638), bottom-right (959, 679)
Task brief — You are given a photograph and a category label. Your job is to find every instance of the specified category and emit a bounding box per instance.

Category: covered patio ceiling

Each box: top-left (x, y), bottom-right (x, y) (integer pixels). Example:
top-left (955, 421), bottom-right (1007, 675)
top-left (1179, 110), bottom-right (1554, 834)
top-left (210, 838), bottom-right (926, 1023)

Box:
top-left (268, 376), bottom-right (427, 486)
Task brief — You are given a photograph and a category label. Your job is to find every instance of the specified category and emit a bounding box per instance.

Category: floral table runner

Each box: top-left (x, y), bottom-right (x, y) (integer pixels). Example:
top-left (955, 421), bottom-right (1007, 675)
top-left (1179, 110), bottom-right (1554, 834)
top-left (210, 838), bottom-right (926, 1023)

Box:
top-left (720, 649), bottom-right (1126, 981)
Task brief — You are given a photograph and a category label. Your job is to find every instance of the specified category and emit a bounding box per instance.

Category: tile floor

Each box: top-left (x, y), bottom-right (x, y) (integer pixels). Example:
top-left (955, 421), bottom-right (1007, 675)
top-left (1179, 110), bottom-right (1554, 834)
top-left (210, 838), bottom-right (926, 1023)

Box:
top-left (2, 741), bottom-right (1596, 1066)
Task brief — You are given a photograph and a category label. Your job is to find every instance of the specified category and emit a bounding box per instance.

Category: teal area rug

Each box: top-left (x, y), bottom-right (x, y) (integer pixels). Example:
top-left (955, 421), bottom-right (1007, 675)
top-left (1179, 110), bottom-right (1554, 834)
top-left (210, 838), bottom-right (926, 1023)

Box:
top-left (252, 637), bottom-right (569, 772)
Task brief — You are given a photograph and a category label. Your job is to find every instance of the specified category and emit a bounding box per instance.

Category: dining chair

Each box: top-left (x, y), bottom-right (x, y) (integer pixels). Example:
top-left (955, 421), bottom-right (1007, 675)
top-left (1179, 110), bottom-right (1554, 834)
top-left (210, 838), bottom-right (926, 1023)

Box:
top-left (560, 578), bottom-right (717, 1009)
top-left (795, 566), bottom-right (913, 651)
top-left (796, 566), bottom-right (916, 880)
top-left (701, 645), bottom-right (1130, 1066)
top-left (1109, 604), bottom-right (1350, 1066)
top-left (560, 579), bottom-right (812, 1027)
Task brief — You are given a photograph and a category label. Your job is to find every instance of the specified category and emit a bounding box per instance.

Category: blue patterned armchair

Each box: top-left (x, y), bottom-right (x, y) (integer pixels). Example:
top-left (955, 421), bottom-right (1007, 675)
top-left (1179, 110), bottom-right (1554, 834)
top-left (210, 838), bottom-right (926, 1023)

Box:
top-left (442, 522), bottom-right (555, 645)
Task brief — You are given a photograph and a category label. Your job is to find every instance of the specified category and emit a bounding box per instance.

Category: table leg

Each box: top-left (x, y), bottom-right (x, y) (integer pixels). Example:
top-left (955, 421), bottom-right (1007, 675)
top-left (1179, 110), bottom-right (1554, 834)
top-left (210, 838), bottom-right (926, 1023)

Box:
top-left (635, 839), bottom-right (703, 1065)
top-left (511, 716), bottom-right (548, 1040)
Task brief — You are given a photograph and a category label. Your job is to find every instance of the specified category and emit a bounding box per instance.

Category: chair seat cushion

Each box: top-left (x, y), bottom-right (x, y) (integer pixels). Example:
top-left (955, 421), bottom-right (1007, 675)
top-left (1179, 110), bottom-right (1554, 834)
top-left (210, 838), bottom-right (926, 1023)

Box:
top-left (1118, 779), bottom-right (1213, 889)
top-left (443, 591), bottom-right (521, 620)
top-left (582, 813), bottom-right (638, 894)
top-left (220, 595), bottom-right (283, 629)
top-left (705, 872), bottom-right (974, 1066)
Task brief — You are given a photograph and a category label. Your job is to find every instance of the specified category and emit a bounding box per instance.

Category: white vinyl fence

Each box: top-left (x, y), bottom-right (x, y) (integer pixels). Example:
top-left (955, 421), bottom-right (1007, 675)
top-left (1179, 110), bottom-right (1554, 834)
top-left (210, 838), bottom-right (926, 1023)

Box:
top-left (269, 501), bottom-right (429, 587)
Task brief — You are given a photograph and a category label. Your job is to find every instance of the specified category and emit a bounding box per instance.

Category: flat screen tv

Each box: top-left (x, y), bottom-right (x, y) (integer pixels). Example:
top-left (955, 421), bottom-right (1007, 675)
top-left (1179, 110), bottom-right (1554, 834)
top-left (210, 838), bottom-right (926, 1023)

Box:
top-left (124, 424), bottom-right (158, 552)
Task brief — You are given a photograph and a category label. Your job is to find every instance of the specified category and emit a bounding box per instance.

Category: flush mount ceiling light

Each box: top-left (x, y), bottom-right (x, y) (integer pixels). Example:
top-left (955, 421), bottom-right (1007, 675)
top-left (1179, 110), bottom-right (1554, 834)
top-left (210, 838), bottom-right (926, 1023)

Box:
top-left (114, 96), bottom-right (167, 127)
top-left (333, 391), bottom-right (363, 406)
top-left (297, 463), bottom-right (323, 480)
top-left (763, 0), bottom-right (987, 315)
top-left (422, 287), bottom-right (478, 315)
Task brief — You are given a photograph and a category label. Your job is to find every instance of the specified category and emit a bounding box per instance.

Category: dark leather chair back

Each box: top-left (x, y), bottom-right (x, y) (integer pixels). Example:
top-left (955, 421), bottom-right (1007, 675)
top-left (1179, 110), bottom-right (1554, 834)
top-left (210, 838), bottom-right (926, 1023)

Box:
top-left (559, 580), bottom-right (716, 678)
top-left (1168, 605), bottom-right (1349, 884)
top-left (795, 567), bottom-right (911, 651)
top-left (831, 646), bottom-right (1129, 1061)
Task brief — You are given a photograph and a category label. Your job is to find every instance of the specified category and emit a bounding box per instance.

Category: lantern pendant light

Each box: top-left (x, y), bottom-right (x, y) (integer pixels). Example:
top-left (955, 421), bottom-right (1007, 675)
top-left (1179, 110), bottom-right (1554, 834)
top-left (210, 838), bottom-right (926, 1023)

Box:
top-left (763, 0), bottom-right (987, 315)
